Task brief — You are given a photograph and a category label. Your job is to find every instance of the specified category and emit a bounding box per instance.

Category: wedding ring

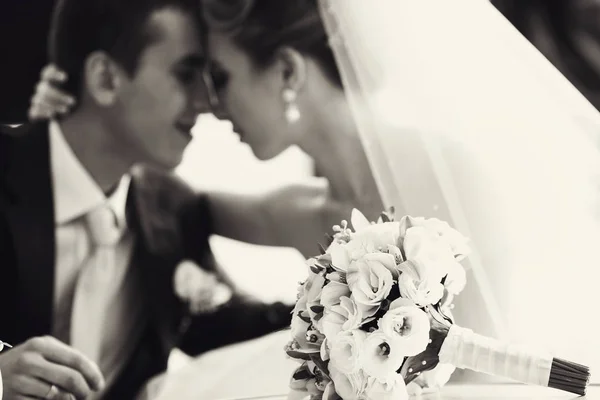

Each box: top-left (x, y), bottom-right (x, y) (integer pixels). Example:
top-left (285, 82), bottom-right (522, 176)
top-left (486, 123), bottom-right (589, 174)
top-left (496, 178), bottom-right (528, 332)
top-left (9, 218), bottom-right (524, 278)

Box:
top-left (45, 384), bottom-right (60, 399)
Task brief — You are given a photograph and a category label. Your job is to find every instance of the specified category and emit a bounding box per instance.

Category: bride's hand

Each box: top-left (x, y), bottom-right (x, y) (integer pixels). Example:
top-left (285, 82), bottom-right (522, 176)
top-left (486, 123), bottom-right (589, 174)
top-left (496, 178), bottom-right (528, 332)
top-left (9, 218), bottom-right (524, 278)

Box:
top-left (28, 64), bottom-right (76, 121)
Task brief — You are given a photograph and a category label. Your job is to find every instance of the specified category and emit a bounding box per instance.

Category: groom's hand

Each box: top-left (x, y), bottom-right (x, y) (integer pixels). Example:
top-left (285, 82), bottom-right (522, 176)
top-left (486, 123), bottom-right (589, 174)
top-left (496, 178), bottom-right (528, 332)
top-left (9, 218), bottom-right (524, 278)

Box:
top-left (0, 336), bottom-right (104, 400)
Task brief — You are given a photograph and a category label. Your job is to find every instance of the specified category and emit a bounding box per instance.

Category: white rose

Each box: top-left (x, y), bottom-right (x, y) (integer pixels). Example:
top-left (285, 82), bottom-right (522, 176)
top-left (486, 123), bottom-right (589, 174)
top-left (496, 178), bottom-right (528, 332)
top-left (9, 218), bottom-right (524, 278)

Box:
top-left (361, 331), bottom-right (406, 382)
top-left (347, 258), bottom-right (394, 317)
top-left (351, 252), bottom-right (399, 280)
top-left (329, 330), bottom-right (367, 374)
top-left (422, 218), bottom-right (471, 260)
top-left (173, 260), bottom-right (213, 300)
top-left (321, 297), bottom-right (363, 339)
top-left (403, 226), bottom-right (456, 278)
top-left (377, 298), bottom-right (430, 356)
top-left (321, 281), bottom-right (351, 311)
top-left (397, 259), bottom-right (445, 306)
top-left (345, 222), bottom-right (401, 262)
top-left (328, 364), bottom-right (367, 400)
top-left (173, 260), bottom-right (232, 314)
top-left (400, 216), bottom-right (471, 261)
top-left (363, 375), bottom-right (408, 400)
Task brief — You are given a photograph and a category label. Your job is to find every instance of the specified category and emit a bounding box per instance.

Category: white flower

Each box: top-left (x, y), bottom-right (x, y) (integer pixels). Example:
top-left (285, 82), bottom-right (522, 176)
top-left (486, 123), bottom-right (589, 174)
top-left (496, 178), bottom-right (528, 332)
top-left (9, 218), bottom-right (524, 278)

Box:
top-left (321, 297), bottom-right (363, 339)
top-left (173, 260), bottom-right (232, 314)
top-left (328, 241), bottom-right (351, 272)
top-left (321, 281), bottom-right (351, 311)
top-left (290, 295), bottom-right (317, 352)
top-left (329, 330), bottom-right (367, 374)
top-left (351, 252), bottom-right (399, 279)
top-left (350, 208), bottom-right (372, 232)
top-left (347, 256), bottom-right (394, 317)
top-left (397, 259), bottom-right (445, 306)
top-left (361, 331), bottom-right (406, 382)
top-left (345, 222), bottom-right (401, 261)
top-left (289, 362), bottom-right (322, 395)
top-left (406, 363), bottom-right (456, 395)
top-left (363, 375), bottom-right (408, 400)
top-left (321, 338), bottom-right (330, 361)
top-left (328, 364), bottom-right (367, 400)
top-left (306, 274), bottom-right (326, 323)
top-left (378, 298), bottom-right (430, 356)
top-left (403, 226), bottom-right (456, 277)
top-left (322, 381), bottom-right (338, 400)
top-left (400, 216), bottom-right (471, 261)
top-left (397, 226), bottom-right (459, 306)
top-left (444, 259), bottom-right (467, 295)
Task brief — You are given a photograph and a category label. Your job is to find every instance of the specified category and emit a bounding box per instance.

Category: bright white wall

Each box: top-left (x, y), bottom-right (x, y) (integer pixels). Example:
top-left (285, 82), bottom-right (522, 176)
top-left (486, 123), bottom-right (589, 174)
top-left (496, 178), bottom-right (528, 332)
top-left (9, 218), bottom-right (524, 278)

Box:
top-left (175, 114), bottom-right (312, 304)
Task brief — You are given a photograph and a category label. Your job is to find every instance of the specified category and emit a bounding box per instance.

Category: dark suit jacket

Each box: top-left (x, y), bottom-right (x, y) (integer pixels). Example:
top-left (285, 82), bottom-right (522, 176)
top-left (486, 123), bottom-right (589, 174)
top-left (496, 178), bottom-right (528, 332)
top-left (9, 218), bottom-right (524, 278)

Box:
top-left (0, 123), bottom-right (292, 398)
top-left (0, 2), bottom-right (56, 124)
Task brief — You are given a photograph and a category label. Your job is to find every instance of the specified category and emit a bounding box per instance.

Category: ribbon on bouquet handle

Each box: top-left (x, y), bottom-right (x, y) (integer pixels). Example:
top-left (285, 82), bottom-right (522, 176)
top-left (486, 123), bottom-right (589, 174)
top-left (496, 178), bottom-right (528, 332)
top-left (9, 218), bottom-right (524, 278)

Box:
top-left (437, 325), bottom-right (590, 396)
top-left (439, 325), bottom-right (553, 386)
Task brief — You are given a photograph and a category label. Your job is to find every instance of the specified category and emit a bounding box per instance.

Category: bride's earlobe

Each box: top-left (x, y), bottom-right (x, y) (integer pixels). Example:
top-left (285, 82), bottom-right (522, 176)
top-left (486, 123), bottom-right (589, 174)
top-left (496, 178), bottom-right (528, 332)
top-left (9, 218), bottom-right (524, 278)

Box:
top-left (282, 88), bottom-right (301, 124)
top-left (278, 47), bottom-right (306, 124)
top-left (278, 47), bottom-right (307, 93)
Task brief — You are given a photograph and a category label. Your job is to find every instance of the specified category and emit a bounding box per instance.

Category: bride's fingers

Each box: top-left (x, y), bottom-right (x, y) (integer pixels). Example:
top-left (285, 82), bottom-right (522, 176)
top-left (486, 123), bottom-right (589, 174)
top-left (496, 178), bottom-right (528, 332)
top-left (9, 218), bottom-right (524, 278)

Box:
top-left (34, 81), bottom-right (76, 109)
top-left (41, 64), bottom-right (67, 83)
top-left (28, 103), bottom-right (57, 121)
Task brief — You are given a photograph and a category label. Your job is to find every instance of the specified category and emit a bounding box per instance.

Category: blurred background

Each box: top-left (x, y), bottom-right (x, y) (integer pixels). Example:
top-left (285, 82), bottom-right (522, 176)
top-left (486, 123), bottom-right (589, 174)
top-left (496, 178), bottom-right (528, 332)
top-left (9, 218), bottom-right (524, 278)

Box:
top-left (1, 0), bottom-right (599, 385)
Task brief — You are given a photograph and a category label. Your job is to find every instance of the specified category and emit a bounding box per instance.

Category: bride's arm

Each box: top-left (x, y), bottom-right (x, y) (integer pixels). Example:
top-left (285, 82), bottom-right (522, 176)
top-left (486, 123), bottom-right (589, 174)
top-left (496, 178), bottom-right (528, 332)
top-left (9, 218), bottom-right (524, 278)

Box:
top-left (204, 179), bottom-right (351, 258)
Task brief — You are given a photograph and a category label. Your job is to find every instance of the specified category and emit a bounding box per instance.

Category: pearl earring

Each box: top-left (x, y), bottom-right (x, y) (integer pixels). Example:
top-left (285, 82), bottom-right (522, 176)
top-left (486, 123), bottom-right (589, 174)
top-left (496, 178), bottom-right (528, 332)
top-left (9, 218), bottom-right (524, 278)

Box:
top-left (283, 88), bottom-right (301, 124)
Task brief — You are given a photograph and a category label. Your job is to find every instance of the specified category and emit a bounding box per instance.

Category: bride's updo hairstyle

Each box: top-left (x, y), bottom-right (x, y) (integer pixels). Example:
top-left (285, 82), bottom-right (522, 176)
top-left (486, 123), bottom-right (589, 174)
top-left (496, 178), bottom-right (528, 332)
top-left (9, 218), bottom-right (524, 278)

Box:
top-left (201, 0), bottom-right (343, 87)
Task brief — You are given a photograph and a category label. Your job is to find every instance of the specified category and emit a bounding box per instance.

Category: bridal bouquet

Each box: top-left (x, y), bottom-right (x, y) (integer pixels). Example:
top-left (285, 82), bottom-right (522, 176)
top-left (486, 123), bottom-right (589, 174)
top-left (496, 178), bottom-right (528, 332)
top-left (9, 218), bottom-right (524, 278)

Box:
top-left (285, 209), bottom-right (591, 400)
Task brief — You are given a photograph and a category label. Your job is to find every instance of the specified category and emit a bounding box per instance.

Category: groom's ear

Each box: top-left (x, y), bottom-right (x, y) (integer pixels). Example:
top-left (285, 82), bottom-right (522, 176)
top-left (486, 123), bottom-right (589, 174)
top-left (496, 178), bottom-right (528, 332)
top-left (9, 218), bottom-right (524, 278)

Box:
top-left (275, 47), bottom-right (307, 93)
top-left (83, 51), bottom-right (123, 106)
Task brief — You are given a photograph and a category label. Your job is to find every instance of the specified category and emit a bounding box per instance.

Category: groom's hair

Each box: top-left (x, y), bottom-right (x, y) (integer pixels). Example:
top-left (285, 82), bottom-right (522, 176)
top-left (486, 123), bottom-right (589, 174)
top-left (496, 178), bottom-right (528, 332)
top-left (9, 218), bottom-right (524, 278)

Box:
top-left (48, 0), bottom-right (201, 97)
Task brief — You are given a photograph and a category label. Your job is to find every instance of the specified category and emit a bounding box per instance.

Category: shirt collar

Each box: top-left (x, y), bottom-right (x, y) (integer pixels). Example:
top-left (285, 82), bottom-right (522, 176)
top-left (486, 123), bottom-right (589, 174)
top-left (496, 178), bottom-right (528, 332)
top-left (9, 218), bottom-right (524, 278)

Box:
top-left (49, 120), bottom-right (131, 228)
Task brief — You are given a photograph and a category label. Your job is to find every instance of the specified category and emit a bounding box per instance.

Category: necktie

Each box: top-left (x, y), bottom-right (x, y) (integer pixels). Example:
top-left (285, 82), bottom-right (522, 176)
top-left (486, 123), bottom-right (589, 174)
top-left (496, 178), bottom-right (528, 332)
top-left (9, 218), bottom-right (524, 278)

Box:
top-left (70, 204), bottom-right (123, 364)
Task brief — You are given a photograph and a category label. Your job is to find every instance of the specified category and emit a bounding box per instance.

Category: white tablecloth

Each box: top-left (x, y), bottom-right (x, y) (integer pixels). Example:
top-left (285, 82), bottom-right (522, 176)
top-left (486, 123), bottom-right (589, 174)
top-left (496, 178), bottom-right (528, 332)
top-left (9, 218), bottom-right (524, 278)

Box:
top-left (138, 328), bottom-right (599, 400)
top-left (141, 329), bottom-right (298, 400)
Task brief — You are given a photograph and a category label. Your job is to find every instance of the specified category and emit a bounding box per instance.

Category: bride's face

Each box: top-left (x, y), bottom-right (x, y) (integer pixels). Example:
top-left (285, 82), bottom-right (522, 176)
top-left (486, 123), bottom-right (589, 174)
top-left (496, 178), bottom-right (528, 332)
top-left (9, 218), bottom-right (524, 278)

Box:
top-left (206, 32), bottom-right (294, 160)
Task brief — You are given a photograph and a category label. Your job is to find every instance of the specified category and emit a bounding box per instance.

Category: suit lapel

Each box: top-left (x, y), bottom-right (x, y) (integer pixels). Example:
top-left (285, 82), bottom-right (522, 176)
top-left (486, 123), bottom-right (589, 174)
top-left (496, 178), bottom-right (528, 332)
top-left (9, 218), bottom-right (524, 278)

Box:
top-left (127, 165), bottom-right (188, 354)
top-left (4, 123), bottom-right (56, 339)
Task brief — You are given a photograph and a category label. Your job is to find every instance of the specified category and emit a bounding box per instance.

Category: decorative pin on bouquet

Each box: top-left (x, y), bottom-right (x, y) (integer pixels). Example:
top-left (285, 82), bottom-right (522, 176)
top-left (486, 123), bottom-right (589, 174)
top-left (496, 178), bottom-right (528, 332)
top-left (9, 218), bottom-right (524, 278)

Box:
top-left (285, 208), bottom-right (591, 400)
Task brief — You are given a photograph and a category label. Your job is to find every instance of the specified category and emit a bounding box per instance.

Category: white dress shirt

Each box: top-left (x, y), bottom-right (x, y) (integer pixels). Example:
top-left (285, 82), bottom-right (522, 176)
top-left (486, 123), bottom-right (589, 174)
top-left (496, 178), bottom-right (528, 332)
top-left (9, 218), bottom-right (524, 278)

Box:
top-left (49, 121), bottom-right (148, 398)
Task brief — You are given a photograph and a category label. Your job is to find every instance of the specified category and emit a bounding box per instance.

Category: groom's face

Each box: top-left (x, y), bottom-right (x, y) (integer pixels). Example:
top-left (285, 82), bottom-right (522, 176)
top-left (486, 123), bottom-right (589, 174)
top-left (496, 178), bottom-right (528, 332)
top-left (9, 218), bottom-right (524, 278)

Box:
top-left (109, 8), bottom-right (210, 169)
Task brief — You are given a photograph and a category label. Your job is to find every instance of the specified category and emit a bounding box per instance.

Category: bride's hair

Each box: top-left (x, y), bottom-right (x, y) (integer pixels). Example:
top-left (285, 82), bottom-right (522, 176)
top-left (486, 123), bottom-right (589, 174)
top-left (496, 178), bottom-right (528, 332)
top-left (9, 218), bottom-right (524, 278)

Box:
top-left (201, 0), bottom-right (342, 87)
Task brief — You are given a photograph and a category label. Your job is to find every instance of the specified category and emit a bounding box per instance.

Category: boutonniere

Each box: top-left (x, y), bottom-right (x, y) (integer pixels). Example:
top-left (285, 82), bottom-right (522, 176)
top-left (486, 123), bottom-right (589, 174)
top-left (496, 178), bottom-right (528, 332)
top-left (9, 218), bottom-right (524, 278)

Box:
top-left (173, 260), bottom-right (233, 314)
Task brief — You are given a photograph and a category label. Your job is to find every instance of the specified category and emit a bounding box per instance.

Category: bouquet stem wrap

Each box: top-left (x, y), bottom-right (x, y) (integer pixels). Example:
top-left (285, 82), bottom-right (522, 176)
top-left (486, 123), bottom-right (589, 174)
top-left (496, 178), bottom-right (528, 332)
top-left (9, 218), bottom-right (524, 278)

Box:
top-left (439, 325), bottom-right (552, 386)
top-left (438, 325), bottom-right (589, 395)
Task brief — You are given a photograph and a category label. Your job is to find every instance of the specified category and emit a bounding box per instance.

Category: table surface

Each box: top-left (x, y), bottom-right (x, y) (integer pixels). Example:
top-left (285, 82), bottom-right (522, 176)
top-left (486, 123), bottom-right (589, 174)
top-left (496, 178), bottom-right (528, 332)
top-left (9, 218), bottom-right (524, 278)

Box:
top-left (241, 385), bottom-right (600, 400)
top-left (141, 330), bottom-right (598, 400)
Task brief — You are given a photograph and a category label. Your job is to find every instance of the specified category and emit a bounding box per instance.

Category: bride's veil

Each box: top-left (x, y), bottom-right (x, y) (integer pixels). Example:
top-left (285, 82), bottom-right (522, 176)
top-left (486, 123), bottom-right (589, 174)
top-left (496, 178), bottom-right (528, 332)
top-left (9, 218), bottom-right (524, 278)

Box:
top-left (318, 0), bottom-right (600, 377)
